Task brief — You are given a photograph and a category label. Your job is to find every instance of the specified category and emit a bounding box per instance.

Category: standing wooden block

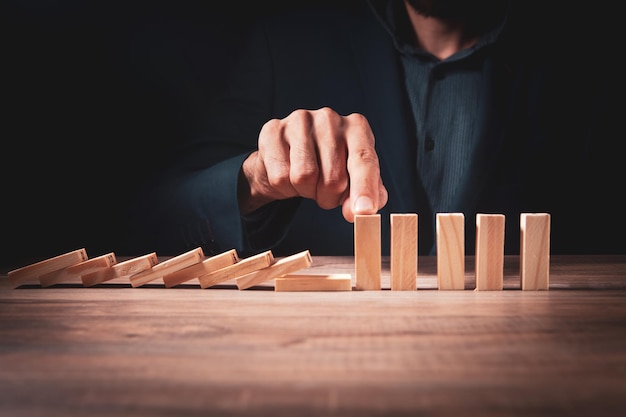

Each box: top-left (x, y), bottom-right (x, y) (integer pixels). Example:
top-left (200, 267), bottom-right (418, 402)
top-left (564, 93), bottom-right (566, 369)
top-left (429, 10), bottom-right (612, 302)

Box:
top-left (275, 274), bottom-right (352, 292)
top-left (520, 213), bottom-right (550, 290)
top-left (197, 250), bottom-right (274, 289)
top-left (81, 253), bottom-right (158, 287)
top-left (39, 252), bottom-right (117, 287)
top-left (236, 250), bottom-right (313, 290)
top-left (436, 213), bottom-right (465, 290)
top-left (7, 248), bottom-right (88, 288)
top-left (475, 213), bottom-right (505, 291)
top-left (129, 247), bottom-right (204, 288)
top-left (163, 249), bottom-right (239, 288)
top-left (354, 214), bottom-right (381, 290)
top-left (390, 213), bottom-right (418, 291)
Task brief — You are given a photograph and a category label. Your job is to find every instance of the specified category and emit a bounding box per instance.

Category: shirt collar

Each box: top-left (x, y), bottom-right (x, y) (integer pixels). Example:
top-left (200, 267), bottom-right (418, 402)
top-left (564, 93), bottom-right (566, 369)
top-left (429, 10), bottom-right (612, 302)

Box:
top-left (367, 0), bottom-right (511, 61)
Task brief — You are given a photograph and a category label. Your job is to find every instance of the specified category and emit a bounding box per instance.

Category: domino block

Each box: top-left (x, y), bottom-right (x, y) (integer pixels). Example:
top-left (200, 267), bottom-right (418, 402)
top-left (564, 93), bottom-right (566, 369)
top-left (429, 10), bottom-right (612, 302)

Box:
top-left (520, 213), bottom-right (550, 290)
top-left (236, 250), bottom-right (313, 290)
top-left (39, 252), bottom-right (117, 287)
top-left (354, 214), bottom-right (381, 290)
top-left (436, 213), bottom-right (465, 290)
top-left (129, 247), bottom-right (204, 288)
top-left (197, 250), bottom-right (274, 289)
top-left (390, 213), bottom-right (418, 290)
top-left (475, 213), bottom-right (505, 291)
top-left (163, 249), bottom-right (239, 288)
top-left (7, 248), bottom-right (88, 288)
top-left (81, 253), bottom-right (158, 287)
top-left (274, 274), bottom-right (352, 292)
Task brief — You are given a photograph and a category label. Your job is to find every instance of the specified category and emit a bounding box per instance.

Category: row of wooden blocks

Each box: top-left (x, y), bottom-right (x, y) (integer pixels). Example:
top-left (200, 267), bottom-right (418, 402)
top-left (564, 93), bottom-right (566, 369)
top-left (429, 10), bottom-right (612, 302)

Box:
top-left (5, 247), bottom-right (336, 291)
top-left (5, 211), bottom-right (549, 291)
top-left (355, 212), bottom-right (550, 291)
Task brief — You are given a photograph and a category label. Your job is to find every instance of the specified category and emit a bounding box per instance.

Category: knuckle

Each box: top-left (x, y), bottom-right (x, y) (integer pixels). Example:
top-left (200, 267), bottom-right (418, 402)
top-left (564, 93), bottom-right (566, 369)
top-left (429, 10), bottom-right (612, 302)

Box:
top-left (266, 164), bottom-right (290, 189)
top-left (352, 147), bottom-right (379, 165)
top-left (290, 165), bottom-right (319, 187)
top-left (346, 112), bottom-right (369, 127)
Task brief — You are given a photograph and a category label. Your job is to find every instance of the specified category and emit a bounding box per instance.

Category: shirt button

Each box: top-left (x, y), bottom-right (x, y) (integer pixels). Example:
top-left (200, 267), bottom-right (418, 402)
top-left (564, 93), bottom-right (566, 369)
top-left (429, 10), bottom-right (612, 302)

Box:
top-left (425, 136), bottom-right (435, 151)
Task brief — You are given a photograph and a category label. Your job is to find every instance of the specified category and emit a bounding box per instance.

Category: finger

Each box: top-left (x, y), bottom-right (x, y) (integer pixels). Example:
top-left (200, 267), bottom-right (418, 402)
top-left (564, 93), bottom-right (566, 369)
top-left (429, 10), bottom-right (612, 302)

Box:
top-left (313, 108), bottom-right (349, 209)
top-left (258, 118), bottom-right (298, 199)
top-left (285, 110), bottom-right (320, 200)
top-left (341, 113), bottom-right (387, 221)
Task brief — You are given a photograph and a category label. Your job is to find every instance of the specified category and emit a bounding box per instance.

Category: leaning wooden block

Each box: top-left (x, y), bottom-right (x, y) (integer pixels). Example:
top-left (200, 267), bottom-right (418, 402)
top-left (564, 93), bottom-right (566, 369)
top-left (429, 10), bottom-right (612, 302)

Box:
top-left (390, 213), bottom-right (418, 290)
top-left (163, 249), bottom-right (239, 288)
top-left (39, 252), bottom-right (117, 287)
top-left (236, 250), bottom-right (313, 290)
top-left (354, 214), bottom-right (382, 290)
top-left (475, 213), bottom-right (505, 291)
top-left (520, 213), bottom-right (550, 290)
top-left (129, 247), bottom-right (204, 288)
top-left (81, 253), bottom-right (158, 287)
top-left (275, 274), bottom-right (352, 292)
top-left (436, 213), bottom-right (465, 290)
top-left (197, 250), bottom-right (274, 289)
top-left (7, 248), bottom-right (88, 288)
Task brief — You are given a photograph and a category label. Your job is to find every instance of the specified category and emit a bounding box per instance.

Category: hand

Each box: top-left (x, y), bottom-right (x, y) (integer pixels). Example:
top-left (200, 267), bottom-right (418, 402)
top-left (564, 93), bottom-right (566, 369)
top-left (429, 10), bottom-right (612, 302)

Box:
top-left (239, 107), bottom-right (388, 222)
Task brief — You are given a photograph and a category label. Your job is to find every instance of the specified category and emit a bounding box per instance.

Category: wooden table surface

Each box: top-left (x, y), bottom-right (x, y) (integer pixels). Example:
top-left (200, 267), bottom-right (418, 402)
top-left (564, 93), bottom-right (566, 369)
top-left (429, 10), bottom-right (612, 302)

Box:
top-left (1, 255), bottom-right (626, 416)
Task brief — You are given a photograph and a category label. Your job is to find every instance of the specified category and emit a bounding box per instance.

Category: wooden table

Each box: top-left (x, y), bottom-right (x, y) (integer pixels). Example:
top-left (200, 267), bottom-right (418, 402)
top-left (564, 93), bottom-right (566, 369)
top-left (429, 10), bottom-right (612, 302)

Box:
top-left (1, 255), bottom-right (626, 416)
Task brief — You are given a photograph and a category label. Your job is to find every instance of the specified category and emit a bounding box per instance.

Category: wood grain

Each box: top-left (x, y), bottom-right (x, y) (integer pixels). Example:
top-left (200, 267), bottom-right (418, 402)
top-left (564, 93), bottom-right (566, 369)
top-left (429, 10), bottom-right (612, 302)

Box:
top-left (197, 250), bottom-right (274, 289)
top-left (129, 247), bottom-right (204, 288)
top-left (236, 250), bottom-right (313, 290)
top-left (163, 249), bottom-right (239, 288)
top-left (274, 273), bottom-right (352, 292)
top-left (7, 248), bottom-right (88, 288)
top-left (39, 252), bottom-right (117, 287)
top-left (390, 213), bottom-right (418, 290)
top-left (436, 213), bottom-right (465, 290)
top-left (475, 213), bottom-right (505, 291)
top-left (354, 214), bottom-right (381, 290)
top-left (1, 255), bottom-right (626, 417)
top-left (521, 213), bottom-right (551, 290)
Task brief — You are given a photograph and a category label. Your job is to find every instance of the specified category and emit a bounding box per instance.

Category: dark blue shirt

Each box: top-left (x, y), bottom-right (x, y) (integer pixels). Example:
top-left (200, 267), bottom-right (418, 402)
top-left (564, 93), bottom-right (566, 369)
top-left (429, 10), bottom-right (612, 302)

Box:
top-left (376, 1), bottom-right (508, 216)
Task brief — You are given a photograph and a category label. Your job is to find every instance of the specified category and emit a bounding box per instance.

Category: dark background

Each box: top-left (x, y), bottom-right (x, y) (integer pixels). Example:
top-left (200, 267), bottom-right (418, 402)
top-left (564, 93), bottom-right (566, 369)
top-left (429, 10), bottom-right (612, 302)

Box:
top-left (1, 1), bottom-right (621, 268)
top-left (2, 1), bottom-right (291, 268)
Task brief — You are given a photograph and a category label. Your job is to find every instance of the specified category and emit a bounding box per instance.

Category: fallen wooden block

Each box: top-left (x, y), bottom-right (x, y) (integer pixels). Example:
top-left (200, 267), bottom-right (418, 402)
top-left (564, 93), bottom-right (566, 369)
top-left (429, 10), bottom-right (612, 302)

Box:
top-left (81, 253), bottom-right (158, 287)
top-left (520, 213), bottom-right (550, 290)
top-left (129, 247), bottom-right (204, 288)
top-left (163, 249), bottom-right (239, 288)
top-left (39, 252), bottom-right (117, 287)
top-left (436, 213), bottom-right (465, 290)
top-left (390, 213), bottom-right (418, 290)
top-left (274, 274), bottom-right (352, 292)
top-left (7, 248), bottom-right (88, 288)
top-left (354, 214), bottom-right (381, 290)
top-left (197, 250), bottom-right (274, 289)
top-left (236, 250), bottom-right (313, 290)
top-left (475, 213), bottom-right (505, 291)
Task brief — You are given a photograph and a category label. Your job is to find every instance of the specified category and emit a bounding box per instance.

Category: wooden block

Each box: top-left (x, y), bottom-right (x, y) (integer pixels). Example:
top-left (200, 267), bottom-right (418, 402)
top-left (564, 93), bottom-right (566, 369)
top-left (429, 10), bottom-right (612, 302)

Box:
top-left (129, 247), bottom-right (204, 288)
top-left (81, 253), bottom-right (158, 287)
top-left (7, 248), bottom-right (88, 288)
top-left (390, 213), bottom-right (418, 291)
top-left (436, 213), bottom-right (465, 290)
top-left (236, 250), bottom-right (313, 290)
top-left (354, 214), bottom-right (381, 290)
top-left (39, 252), bottom-right (117, 287)
top-left (520, 213), bottom-right (550, 290)
top-left (475, 213), bottom-right (505, 291)
top-left (275, 274), bottom-right (352, 292)
top-left (163, 249), bottom-right (239, 288)
top-left (197, 250), bottom-right (274, 289)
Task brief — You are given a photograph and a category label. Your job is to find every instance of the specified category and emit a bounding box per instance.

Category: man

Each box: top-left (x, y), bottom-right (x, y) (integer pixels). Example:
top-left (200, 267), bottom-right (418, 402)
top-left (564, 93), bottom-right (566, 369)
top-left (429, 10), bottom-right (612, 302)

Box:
top-left (128, 0), bottom-right (620, 257)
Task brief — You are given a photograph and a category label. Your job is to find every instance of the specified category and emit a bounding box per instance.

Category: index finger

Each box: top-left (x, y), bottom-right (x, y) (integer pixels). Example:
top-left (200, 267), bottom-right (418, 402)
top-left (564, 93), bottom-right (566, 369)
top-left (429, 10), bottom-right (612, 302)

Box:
top-left (341, 113), bottom-right (388, 222)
